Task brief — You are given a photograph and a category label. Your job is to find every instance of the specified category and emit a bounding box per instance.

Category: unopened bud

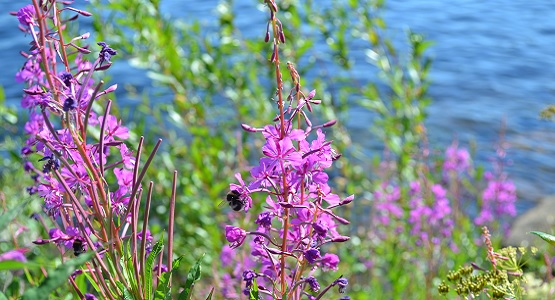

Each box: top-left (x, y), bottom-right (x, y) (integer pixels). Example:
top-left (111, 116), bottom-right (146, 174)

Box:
top-left (306, 89), bottom-right (316, 100)
top-left (65, 7), bottom-right (93, 16)
top-left (102, 84), bottom-right (118, 94)
top-left (331, 236), bottom-right (350, 243)
top-left (340, 195), bottom-right (354, 205)
top-left (74, 45), bottom-right (91, 54)
top-left (279, 201), bottom-right (294, 208)
top-left (279, 31), bottom-right (286, 44)
top-left (334, 216), bottom-right (350, 225)
top-left (241, 124), bottom-right (258, 132)
top-left (32, 239), bottom-right (50, 245)
top-left (323, 119), bottom-right (337, 127)
top-left (270, 45), bottom-right (277, 62)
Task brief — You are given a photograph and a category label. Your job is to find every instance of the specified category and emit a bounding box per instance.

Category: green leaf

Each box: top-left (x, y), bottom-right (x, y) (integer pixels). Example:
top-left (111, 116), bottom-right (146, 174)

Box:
top-left (145, 240), bottom-right (164, 299)
top-left (0, 291), bottom-right (8, 300)
top-left (154, 256), bottom-right (184, 300)
top-left (116, 281), bottom-right (135, 300)
top-left (249, 278), bottom-right (260, 300)
top-left (0, 198), bottom-right (32, 232)
top-left (178, 254), bottom-right (205, 300)
top-left (529, 231), bottom-right (555, 246)
top-left (0, 260), bottom-right (45, 271)
top-left (21, 251), bottom-right (94, 300)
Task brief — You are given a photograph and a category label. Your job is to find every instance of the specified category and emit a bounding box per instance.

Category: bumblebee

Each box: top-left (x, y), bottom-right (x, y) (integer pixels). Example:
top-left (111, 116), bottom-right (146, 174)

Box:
top-left (72, 238), bottom-right (86, 256)
top-left (226, 190), bottom-right (245, 211)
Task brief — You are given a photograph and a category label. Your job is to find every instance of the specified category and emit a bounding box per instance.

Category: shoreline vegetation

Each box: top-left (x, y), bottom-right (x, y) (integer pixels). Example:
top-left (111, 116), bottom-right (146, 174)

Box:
top-left (1, 0), bottom-right (554, 299)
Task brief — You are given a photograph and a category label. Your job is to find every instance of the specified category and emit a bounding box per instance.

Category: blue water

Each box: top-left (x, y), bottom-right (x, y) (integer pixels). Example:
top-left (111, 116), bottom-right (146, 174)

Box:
top-left (2, 1), bottom-right (555, 210)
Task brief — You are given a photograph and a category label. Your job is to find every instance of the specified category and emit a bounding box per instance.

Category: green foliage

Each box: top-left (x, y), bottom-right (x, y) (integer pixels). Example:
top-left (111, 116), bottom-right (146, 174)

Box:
top-left (440, 247), bottom-right (538, 299)
top-left (154, 256), bottom-right (183, 299)
top-left (248, 278), bottom-right (260, 300)
top-left (530, 231), bottom-right (555, 246)
top-left (540, 105), bottom-right (555, 120)
top-left (0, 199), bottom-right (32, 233)
top-left (145, 240), bottom-right (164, 298)
top-left (21, 252), bottom-right (94, 300)
top-left (178, 254), bottom-right (204, 300)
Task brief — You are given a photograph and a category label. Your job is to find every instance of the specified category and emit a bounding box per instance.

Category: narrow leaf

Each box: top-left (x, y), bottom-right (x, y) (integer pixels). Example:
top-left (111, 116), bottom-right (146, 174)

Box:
top-left (154, 256), bottom-right (184, 300)
top-left (145, 240), bottom-right (164, 298)
top-left (249, 277), bottom-right (260, 300)
top-left (178, 254), bottom-right (205, 300)
top-left (530, 231), bottom-right (555, 246)
top-left (0, 260), bottom-right (42, 271)
top-left (116, 281), bottom-right (135, 300)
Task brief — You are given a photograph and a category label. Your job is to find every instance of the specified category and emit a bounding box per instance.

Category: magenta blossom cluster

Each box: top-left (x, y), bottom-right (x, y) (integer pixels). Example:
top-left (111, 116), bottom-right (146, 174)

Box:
top-left (10, 3), bottom-right (168, 298)
top-left (408, 182), bottom-right (454, 246)
top-left (16, 6), bottom-right (138, 249)
top-left (223, 114), bottom-right (352, 298)
top-left (442, 142), bottom-right (517, 228)
top-left (443, 142), bottom-right (471, 174)
top-left (372, 181), bottom-right (455, 248)
top-left (474, 171), bottom-right (517, 226)
top-left (220, 2), bottom-right (352, 298)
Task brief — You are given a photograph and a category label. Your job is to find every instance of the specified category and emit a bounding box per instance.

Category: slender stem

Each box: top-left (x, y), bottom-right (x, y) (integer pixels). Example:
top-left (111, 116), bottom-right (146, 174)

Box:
top-left (131, 193), bottom-right (144, 299)
top-left (129, 138), bottom-right (161, 210)
top-left (99, 100), bottom-right (112, 176)
top-left (167, 171), bottom-right (177, 286)
top-left (31, 0), bottom-right (58, 103)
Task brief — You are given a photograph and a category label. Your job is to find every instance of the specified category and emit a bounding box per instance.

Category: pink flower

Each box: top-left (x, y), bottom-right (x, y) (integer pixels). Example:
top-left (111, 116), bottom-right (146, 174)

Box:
top-left (320, 253), bottom-right (340, 271)
top-left (225, 225), bottom-right (247, 249)
top-left (443, 143), bottom-right (470, 173)
top-left (17, 5), bottom-right (35, 27)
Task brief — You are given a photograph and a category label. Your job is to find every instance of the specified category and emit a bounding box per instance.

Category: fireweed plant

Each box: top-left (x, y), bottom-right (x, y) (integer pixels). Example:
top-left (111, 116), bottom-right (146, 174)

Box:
top-left (222, 1), bottom-right (353, 299)
top-left (11, 2), bottom-right (191, 299)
